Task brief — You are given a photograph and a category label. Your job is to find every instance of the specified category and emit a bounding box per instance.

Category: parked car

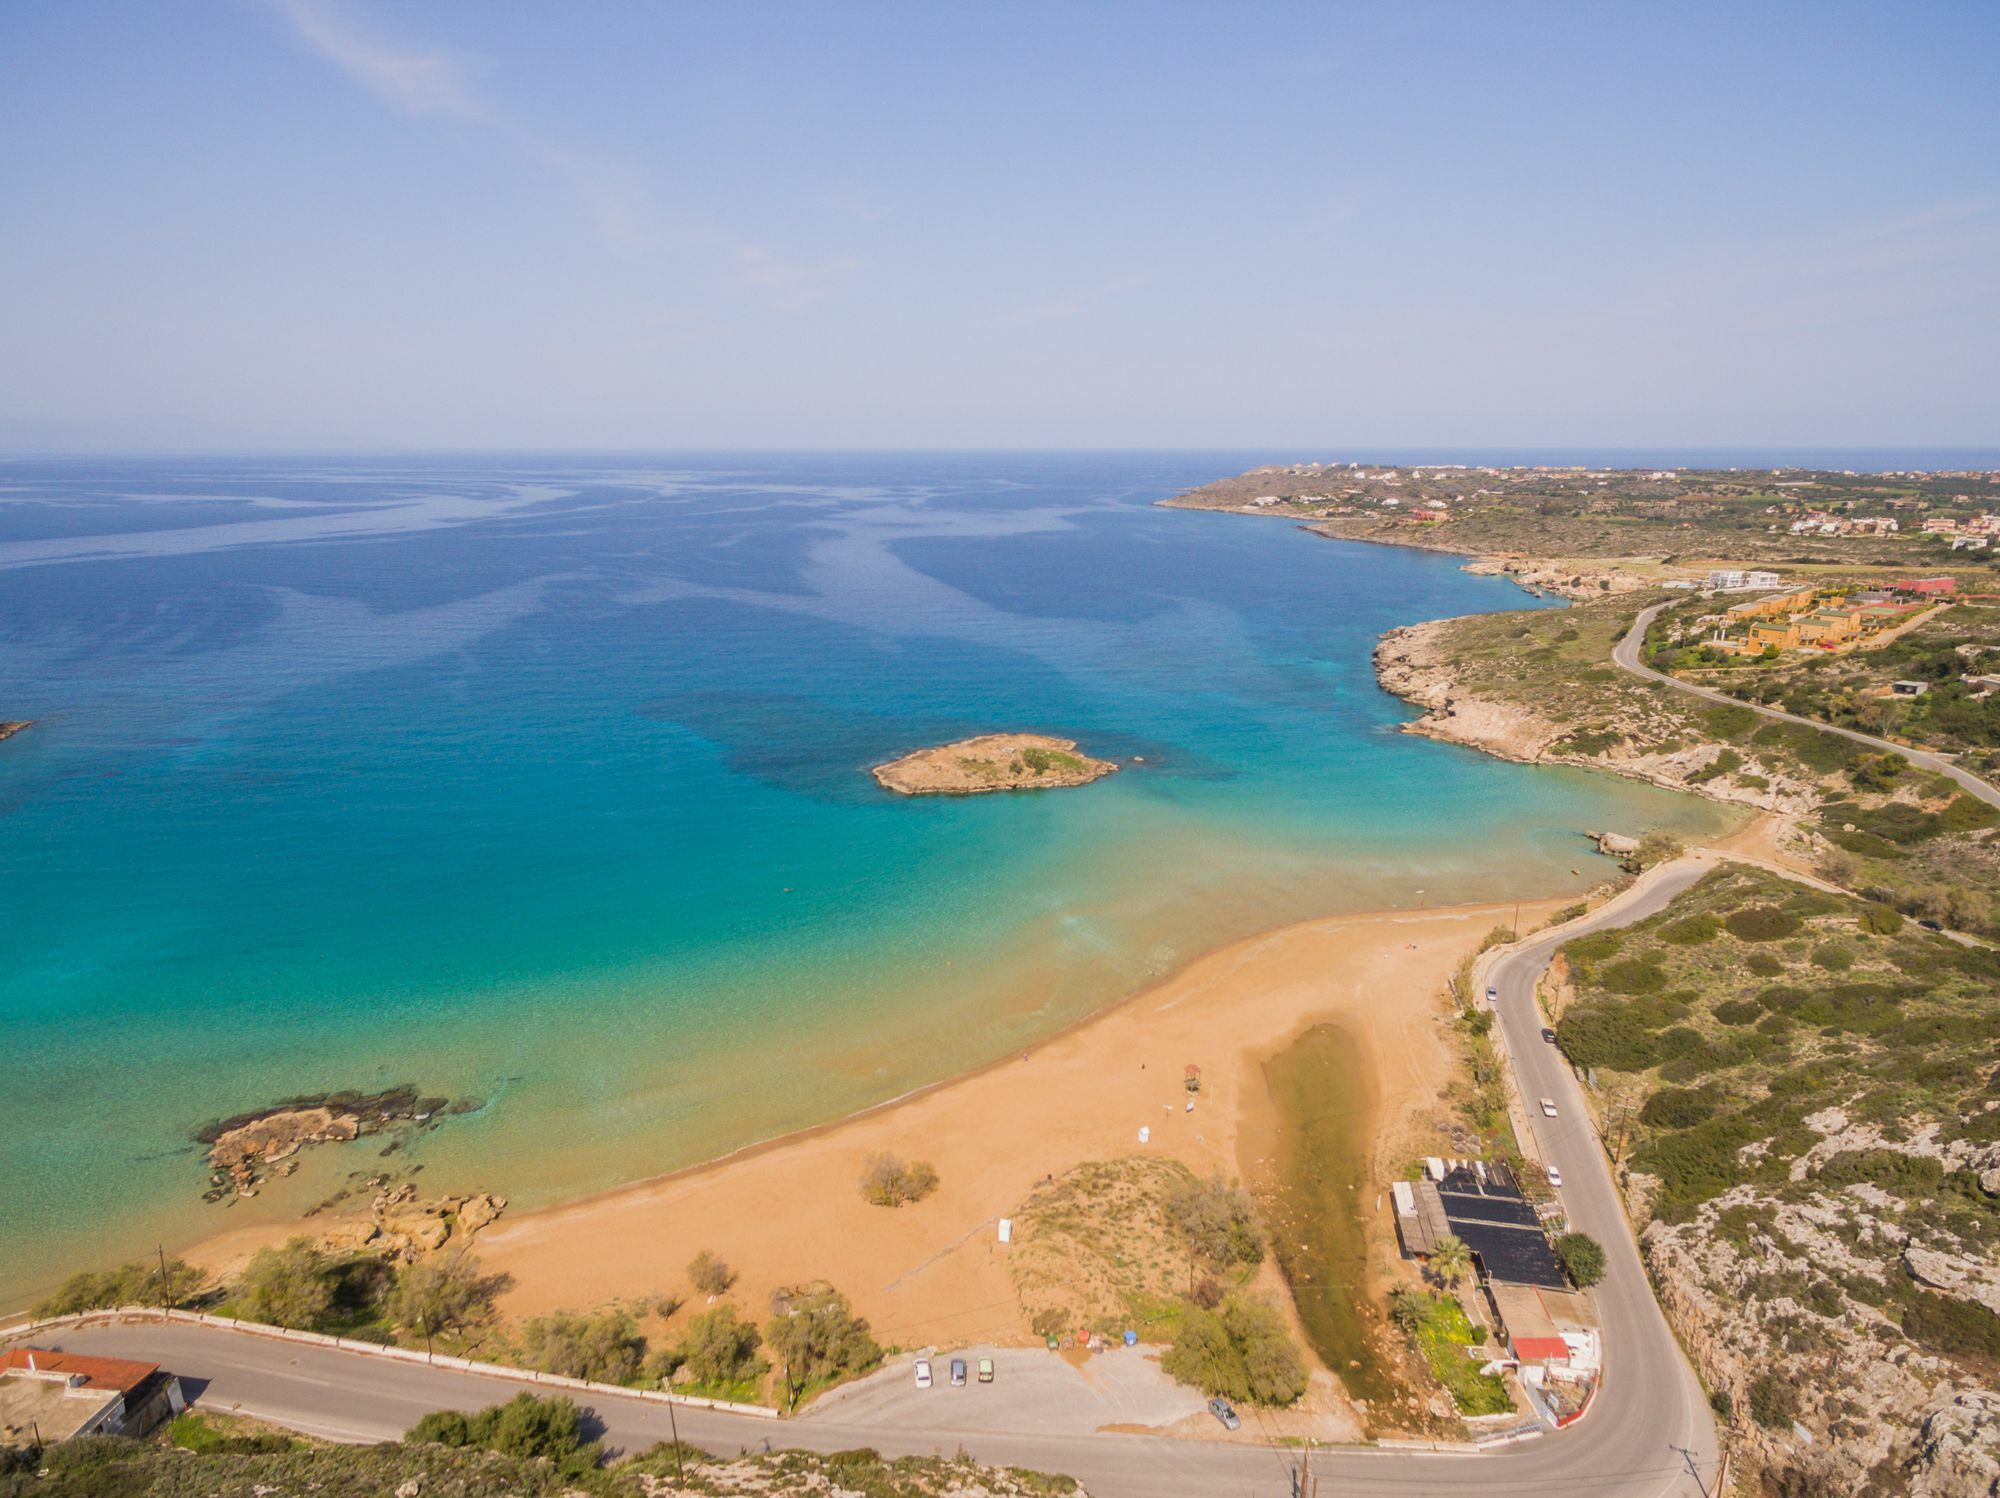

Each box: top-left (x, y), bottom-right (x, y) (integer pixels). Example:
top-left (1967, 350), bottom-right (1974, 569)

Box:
top-left (949, 1358), bottom-right (967, 1387)
top-left (1208, 1396), bottom-right (1241, 1431)
top-left (977, 1356), bottom-right (994, 1384)
top-left (914, 1356), bottom-right (932, 1388)
top-left (1541, 1027), bottom-right (1558, 1044)
top-left (1919, 918), bottom-right (1944, 932)
top-left (1547, 1165), bottom-right (1563, 1188)
top-left (1540, 1097), bottom-right (1559, 1117)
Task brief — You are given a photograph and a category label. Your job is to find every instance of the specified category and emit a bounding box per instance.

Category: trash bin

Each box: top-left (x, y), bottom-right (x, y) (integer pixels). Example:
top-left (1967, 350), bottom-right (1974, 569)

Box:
top-left (1123, 1329), bottom-right (1138, 1347)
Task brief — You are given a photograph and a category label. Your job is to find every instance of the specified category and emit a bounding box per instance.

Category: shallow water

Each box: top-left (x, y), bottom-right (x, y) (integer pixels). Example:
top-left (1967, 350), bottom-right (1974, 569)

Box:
top-left (0, 452), bottom-right (1725, 1302)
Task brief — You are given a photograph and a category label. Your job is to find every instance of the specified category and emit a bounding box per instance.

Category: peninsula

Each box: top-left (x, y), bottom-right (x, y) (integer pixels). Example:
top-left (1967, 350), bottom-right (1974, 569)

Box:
top-left (871, 733), bottom-right (1118, 796)
top-left (0, 720), bottom-right (31, 744)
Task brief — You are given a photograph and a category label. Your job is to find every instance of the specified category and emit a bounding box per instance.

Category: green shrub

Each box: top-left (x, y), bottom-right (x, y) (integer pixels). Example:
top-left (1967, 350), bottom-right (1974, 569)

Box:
top-left (1811, 943), bottom-right (1855, 972)
top-left (688, 1249), bottom-right (736, 1296)
top-left (1554, 1233), bottom-right (1607, 1288)
top-left (1640, 1088), bottom-right (1718, 1129)
top-left (676, 1304), bottom-right (766, 1388)
top-left (1556, 1006), bottom-right (1654, 1071)
top-left (1660, 914), bottom-right (1720, 946)
top-left (408, 1392), bottom-right (599, 1477)
top-left (1745, 952), bottom-right (1785, 975)
top-left (859, 1153), bottom-right (940, 1207)
top-left (1713, 999), bottom-right (1761, 1026)
top-left (515, 1310), bottom-right (644, 1384)
top-left (766, 1284), bottom-right (881, 1403)
top-left (1601, 957), bottom-right (1668, 995)
top-left (36, 1257), bottom-right (207, 1317)
top-left (1941, 794), bottom-right (1999, 833)
top-left (1161, 1296), bottom-right (1308, 1406)
top-left (1165, 1172), bottom-right (1267, 1267)
top-left (1901, 1293), bottom-right (2000, 1362)
top-left (235, 1238), bottom-right (339, 1330)
top-left (1726, 906), bottom-right (1802, 942)
top-left (1748, 1372), bottom-right (1799, 1429)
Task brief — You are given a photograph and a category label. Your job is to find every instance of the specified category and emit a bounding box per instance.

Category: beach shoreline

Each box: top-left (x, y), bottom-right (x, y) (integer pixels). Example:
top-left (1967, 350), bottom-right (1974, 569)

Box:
top-left (177, 890), bottom-right (1569, 1397)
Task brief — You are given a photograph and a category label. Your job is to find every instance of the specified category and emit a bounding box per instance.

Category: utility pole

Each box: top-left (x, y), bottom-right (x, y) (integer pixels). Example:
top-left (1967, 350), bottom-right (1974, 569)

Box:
top-left (1673, 1443), bottom-right (1713, 1498)
top-left (664, 1383), bottom-right (684, 1483)
top-left (156, 1244), bottom-right (171, 1311)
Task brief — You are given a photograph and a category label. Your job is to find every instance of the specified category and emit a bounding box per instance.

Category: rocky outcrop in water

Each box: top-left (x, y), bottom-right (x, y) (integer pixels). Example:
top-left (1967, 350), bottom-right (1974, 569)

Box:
top-left (197, 1086), bottom-right (474, 1201)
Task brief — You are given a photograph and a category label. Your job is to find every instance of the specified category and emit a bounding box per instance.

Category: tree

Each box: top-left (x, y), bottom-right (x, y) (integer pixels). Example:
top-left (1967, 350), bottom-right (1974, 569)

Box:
top-left (676, 1305), bottom-right (766, 1387)
top-left (236, 1238), bottom-right (335, 1330)
top-left (1164, 1171), bottom-right (1267, 1269)
top-left (687, 1249), bottom-right (736, 1297)
top-left (1429, 1235), bottom-right (1472, 1288)
top-left (515, 1310), bottom-right (644, 1384)
top-left (1555, 1232), bottom-right (1607, 1288)
top-left (408, 1393), bottom-right (599, 1478)
top-left (1160, 1296), bottom-right (1307, 1406)
top-left (858, 1153), bottom-right (940, 1207)
top-left (36, 1257), bottom-right (207, 1317)
top-left (764, 1284), bottom-right (881, 1405)
top-left (1387, 1287), bottom-right (1426, 1334)
top-left (384, 1253), bottom-right (509, 1349)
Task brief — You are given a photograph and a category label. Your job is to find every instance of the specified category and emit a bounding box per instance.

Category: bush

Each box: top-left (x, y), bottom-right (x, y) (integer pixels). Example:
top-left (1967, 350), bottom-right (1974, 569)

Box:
top-left (677, 1304), bottom-right (766, 1387)
top-left (1557, 1005), bottom-right (1655, 1071)
top-left (1726, 906), bottom-right (1802, 942)
top-left (1901, 1292), bottom-right (2000, 1362)
top-left (515, 1310), bottom-right (644, 1384)
top-left (1160, 1296), bottom-right (1307, 1406)
top-left (1748, 1371), bottom-right (1799, 1429)
top-left (1630, 830), bottom-right (1685, 869)
top-left (858, 1153), bottom-right (940, 1207)
top-left (36, 1256), bottom-right (207, 1317)
top-left (1640, 1088), bottom-right (1717, 1129)
top-left (1601, 957), bottom-right (1668, 995)
top-left (1713, 999), bottom-right (1761, 1026)
top-left (236, 1238), bottom-right (338, 1330)
top-left (766, 1284), bottom-right (881, 1402)
top-left (1554, 1233), bottom-right (1607, 1288)
top-left (383, 1254), bottom-right (509, 1344)
top-left (688, 1249), bottom-right (736, 1297)
top-left (1859, 904), bottom-right (1905, 936)
top-left (1745, 951), bottom-right (1785, 975)
top-left (1660, 913), bottom-right (1720, 946)
top-left (1164, 1171), bottom-right (1267, 1268)
top-left (1810, 943), bottom-right (1854, 972)
top-left (409, 1392), bottom-right (599, 1477)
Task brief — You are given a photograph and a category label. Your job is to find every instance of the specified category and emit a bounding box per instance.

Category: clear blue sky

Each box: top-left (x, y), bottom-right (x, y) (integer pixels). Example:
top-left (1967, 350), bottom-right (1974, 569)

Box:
top-left (2, 1), bottom-right (1995, 449)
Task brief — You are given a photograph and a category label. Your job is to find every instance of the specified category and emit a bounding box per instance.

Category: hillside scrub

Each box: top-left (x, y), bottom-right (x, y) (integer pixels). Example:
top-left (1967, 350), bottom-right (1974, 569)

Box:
top-left (1554, 863), bottom-right (2000, 1494)
top-left (1161, 1296), bottom-right (1308, 1407)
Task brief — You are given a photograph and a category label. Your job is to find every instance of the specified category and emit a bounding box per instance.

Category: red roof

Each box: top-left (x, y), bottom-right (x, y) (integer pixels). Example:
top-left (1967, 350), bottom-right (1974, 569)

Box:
top-left (1512, 1336), bottom-right (1571, 1363)
top-left (0, 1348), bottom-right (159, 1395)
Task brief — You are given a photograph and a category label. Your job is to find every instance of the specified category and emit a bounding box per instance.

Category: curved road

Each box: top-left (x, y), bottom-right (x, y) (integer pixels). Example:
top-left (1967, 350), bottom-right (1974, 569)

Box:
top-left (1616, 601), bottom-right (2000, 810)
top-left (20, 872), bottom-right (1726, 1497)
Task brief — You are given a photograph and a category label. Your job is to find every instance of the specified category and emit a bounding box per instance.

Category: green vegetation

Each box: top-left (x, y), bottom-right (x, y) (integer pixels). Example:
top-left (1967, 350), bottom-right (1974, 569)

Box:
top-left (408, 1392), bottom-right (601, 1480)
top-left (765, 1283), bottom-right (882, 1408)
top-left (1554, 1233), bottom-right (1606, 1288)
top-left (1386, 1289), bottom-right (1510, 1416)
top-left (859, 1151), bottom-right (941, 1207)
top-left (382, 1253), bottom-right (511, 1347)
top-left (34, 1256), bottom-right (207, 1317)
top-left (234, 1237), bottom-right (341, 1330)
top-left (666, 1304), bottom-right (767, 1395)
top-left (166, 1413), bottom-right (294, 1456)
top-left (514, 1310), bottom-right (646, 1384)
top-left (1018, 745), bottom-right (1088, 775)
top-left (1161, 1295), bottom-right (1309, 1407)
top-left (1164, 1171), bottom-right (1268, 1269)
top-left (687, 1247), bottom-right (737, 1296)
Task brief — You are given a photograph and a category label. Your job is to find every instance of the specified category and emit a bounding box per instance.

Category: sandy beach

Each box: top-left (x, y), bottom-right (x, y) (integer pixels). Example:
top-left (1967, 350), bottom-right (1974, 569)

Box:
top-left (306, 895), bottom-right (1554, 1363)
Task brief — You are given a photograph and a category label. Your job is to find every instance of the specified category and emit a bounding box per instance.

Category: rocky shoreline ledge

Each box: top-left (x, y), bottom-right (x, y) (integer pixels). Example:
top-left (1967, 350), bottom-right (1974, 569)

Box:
top-left (871, 733), bottom-right (1118, 796)
top-left (0, 720), bottom-right (33, 745)
top-left (197, 1085), bottom-right (478, 1201)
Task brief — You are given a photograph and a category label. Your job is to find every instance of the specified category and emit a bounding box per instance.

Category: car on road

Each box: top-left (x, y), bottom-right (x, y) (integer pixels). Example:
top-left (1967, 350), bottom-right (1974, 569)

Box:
top-left (914, 1357), bottom-right (932, 1388)
top-left (1208, 1397), bottom-right (1240, 1430)
top-left (1547, 1165), bottom-right (1563, 1188)
top-left (1486, 985), bottom-right (1498, 1004)
top-left (977, 1356), bottom-right (994, 1383)
top-left (949, 1358), bottom-right (967, 1387)
top-left (1540, 1097), bottom-right (1559, 1116)
top-left (1919, 918), bottom-right (1944, 932)
top-left (1541, 1027), bottom-right (1557, 1044)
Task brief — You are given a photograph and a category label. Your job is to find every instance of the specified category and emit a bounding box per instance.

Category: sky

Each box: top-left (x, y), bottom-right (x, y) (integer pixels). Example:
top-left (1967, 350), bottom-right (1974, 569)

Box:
top-left (1, 1), bottom-right (1996, 450)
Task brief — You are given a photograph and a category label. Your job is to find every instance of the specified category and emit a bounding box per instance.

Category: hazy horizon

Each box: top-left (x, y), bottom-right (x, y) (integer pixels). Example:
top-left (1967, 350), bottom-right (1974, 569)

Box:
top-left (4, 2), bottom-right (1996, 449)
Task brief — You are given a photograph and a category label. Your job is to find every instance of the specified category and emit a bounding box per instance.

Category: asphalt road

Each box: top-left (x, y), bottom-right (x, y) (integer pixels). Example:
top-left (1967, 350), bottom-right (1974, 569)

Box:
top-left (1615, 600), bottom-right (2000, 810)
top-left (20, 872), bottom-right (1727, 1497)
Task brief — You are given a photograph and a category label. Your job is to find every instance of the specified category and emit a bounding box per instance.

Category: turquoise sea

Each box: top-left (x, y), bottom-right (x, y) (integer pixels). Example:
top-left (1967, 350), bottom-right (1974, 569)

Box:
top-left (0, 452), bottom-right (1727, 1304)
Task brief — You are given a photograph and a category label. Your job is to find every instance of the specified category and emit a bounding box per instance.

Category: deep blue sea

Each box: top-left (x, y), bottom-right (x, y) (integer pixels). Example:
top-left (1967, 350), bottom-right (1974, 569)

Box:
top-left (0, 451), bottom-right (1733, 1302)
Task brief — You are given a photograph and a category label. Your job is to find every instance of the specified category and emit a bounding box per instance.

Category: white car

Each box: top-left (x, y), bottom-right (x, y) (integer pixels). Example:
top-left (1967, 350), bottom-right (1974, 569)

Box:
top-left (1540, 1097), bottom-right (1559, 1117)
top-left (1547, 1165), bottom-right (1563, 1188)
top-left (914, 1357), bottom-right (932, 1388)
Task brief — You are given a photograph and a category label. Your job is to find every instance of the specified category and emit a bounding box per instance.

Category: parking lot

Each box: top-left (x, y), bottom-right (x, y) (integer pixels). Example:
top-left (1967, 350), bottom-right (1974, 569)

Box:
top-left (806, 1345), bottom-right (1208, 1436)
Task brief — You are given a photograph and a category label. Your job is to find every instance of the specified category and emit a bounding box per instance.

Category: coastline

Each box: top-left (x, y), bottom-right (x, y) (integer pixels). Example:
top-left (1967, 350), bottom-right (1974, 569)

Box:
top-left (179, 892), bottom-right (1562, 1389)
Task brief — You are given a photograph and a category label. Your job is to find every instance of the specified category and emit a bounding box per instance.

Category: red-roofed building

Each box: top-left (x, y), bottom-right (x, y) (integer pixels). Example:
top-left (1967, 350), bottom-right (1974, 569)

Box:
top-left (0, 1348), bottom-right (184, 1446)
top-left (1511, 1335), bottom-right (1572, 1365)
top-left (1897, 577), bottom-right (1958, 597)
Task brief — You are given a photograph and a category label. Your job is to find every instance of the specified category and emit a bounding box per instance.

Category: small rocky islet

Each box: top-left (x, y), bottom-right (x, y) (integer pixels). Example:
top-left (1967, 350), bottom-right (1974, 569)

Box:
top-left (871, 733), bottom-right (1119, 796)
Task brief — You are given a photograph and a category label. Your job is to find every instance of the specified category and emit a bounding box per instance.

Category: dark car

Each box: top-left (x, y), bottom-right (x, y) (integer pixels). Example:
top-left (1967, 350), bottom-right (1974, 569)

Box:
top-left (1919, 919), bottom-right (1944, 932)
top-left (949, 1358), bottom-right (967, 1387)
top-left (1542, 1027), bottom-right (1558, 1044)
top-left (1209, 1397), bottom-right (1240, 1430)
